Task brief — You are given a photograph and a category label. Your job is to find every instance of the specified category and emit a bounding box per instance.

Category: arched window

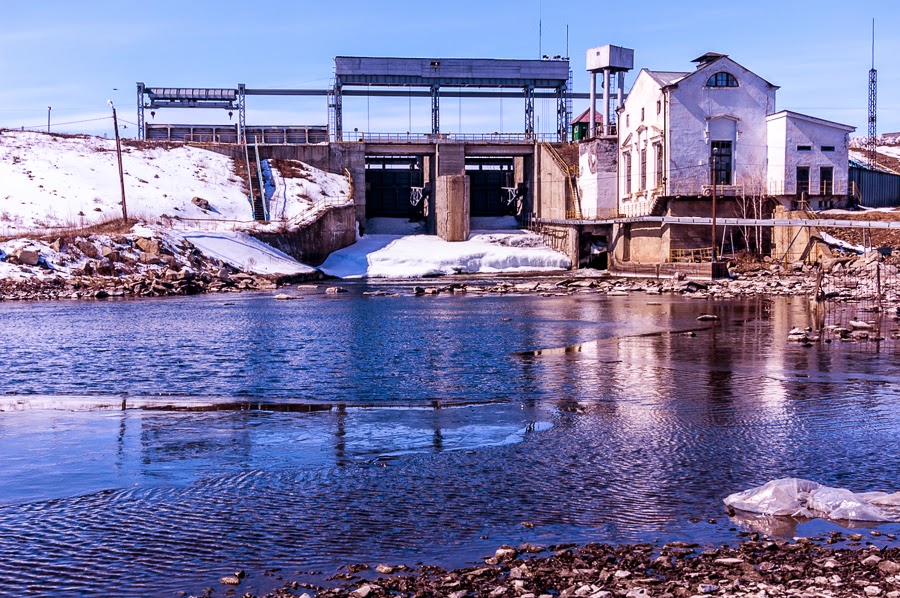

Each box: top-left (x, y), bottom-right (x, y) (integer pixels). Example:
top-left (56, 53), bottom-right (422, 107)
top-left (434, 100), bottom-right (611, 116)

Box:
top-left (706, 72), bottom-right (738, 87)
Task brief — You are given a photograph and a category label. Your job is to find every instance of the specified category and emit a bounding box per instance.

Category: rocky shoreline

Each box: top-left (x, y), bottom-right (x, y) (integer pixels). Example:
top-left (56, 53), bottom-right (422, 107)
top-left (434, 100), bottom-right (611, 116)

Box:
top-left (1, 229), bottom-right (897, 305)
top-left (0, 229), bottom-right (321, 301)
top-left (222, 533), bottom-right (900, 598)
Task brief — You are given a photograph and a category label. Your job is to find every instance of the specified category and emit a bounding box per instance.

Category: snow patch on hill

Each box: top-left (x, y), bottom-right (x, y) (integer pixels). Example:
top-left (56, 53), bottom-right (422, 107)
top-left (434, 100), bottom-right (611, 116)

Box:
top-left (0, 130), bottom-right (351, 235)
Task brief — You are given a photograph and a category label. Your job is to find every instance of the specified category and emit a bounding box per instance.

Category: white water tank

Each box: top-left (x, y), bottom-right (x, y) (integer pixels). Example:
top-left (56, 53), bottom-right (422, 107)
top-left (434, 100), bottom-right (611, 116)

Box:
top-left (586, 45), bottom-right (634, 73)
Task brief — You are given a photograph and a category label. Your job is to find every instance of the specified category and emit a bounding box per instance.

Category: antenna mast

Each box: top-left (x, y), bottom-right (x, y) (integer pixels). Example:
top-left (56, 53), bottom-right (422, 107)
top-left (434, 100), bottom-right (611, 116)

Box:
top-left (867, 18), bottom-right (877, 169)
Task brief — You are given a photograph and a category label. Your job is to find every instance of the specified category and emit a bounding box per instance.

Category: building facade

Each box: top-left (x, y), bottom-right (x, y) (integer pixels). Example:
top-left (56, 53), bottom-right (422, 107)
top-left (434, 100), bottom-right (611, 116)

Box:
top-left (608, 52), bottom-right (854, 262)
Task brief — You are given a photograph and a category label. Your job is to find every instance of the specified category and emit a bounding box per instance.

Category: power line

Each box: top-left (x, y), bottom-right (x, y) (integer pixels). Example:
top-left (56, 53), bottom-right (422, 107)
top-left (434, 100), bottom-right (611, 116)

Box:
top-left (5, 115), bottom-right (112, 129)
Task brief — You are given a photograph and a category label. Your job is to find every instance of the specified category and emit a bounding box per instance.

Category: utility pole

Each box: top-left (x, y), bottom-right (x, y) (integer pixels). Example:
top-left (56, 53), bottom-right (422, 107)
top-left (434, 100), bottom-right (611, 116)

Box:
top-left (710, 147), bottom-right (718, 263)
top-left (47, 106), bottom-right (51, 133)
top-left (108, 100), bottom-right (128, 222)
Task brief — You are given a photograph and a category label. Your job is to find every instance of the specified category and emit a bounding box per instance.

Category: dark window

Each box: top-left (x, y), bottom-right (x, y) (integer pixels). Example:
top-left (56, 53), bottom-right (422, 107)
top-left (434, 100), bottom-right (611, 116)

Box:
top-left (820, 166), bottom-right (834, 195)
top-left (641, 107), bottom-right (645, 122)
top-left (797, 145), bottom-right (812, 151)
top-left (705, 72), bottom-right (738, 87)
top-left (656, 100), bottom-right (661, 115)
top-left (654, 143), bottom-right (663, 188)
top-left (797, 166), bottom-right (810, 196)
top-left (624, 153), bottom-right (632, 195)
top-left (626, 114), bottom-right (630, 128)
top-left (640, 148), bottom-right (647, 190)
top-left (711, 141), bottom-right (732, 185)
top-left (821, 145), bottom-right (835, 152)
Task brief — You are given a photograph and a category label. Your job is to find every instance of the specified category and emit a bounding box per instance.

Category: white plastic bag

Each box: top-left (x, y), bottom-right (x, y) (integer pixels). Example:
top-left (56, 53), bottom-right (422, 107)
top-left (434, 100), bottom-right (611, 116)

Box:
top-left (806, 486), bottom-right (890, 522)
top-left (723, 478), bottom-right (819, 517)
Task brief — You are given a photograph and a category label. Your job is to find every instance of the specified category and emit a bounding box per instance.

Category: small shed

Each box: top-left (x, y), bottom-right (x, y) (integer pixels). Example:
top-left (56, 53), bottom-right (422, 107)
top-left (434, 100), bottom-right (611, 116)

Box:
top-left (571, 109), bottom-right (604, 141)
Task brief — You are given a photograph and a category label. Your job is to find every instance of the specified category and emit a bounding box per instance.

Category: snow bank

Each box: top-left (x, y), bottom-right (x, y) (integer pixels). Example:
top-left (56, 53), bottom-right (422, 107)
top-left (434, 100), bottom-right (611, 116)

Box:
top-left (176, 230), bottom-right (315, 276)
top-left (819, 231), bottom-right (868, 254)
top-left (0, 131), bottom-right (250, 233)
top-left (0, 130), bottom-right (350, 235)
top-left (319, 230), bottom-right (571, 279)
top-left (724, 478), bottom-right (900, 523)
top-left (262, 159), bottom-right (352, 230)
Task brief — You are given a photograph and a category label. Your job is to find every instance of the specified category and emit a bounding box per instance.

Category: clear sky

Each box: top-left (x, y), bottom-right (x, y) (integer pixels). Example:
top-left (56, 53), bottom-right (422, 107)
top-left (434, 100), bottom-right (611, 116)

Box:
top-left (1, 0), bottom-right (897, 139)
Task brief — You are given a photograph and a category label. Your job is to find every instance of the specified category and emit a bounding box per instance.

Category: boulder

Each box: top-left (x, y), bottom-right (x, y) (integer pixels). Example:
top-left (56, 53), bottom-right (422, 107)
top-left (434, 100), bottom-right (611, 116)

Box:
top-left (135, 238), bottom-right (161, 254)
top-left (191, 196), bottom-right (211, 210)
top-left (494, 545), bottom-right (518, 563)
top-left (76, 240), bottom-right (100, 259)
top-left (14, 249), bottom-right (41, 266)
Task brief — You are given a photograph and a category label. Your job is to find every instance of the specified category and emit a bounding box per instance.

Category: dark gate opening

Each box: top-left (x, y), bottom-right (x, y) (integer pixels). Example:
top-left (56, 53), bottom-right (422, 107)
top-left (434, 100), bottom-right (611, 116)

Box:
top-left (365, 157), bottom-right (423, 218)
top-left (467, 158), bottom-right (515, 217)
top-left (581, 233), bottom-right (608, 270)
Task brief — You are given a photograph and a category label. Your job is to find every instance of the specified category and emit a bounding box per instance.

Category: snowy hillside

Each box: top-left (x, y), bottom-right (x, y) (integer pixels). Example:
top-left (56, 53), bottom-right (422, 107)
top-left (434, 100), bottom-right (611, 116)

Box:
top-left (0, 130), bottom-right (572, 286)
top-left (0, 130), bottom-right (351, 235)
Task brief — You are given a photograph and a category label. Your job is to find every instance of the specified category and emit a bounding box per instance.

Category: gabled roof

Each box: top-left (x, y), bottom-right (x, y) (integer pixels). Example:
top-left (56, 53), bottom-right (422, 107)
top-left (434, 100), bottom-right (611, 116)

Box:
top-left (570, 108), bottom-right (604, 125)
top-left (645, 70), bottom-right (689, 87)
top-left (682, 52), bottom-right (779, 89)
top-left (767, 110), bottom-right (856, 132)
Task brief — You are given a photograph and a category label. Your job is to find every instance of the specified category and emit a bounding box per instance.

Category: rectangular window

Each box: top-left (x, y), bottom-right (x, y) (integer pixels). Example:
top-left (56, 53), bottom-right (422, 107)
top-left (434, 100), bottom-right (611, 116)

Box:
top-left (820, 166), bottom-right (834, 195)
top-left (624, 153), bottom-right (632, 195)
top-left (797, 145), bottom-right (812, 151)
top-left (656, 100), bottom-right (661, 115)
top-left (640, 148), bottom-right (647, 190)
top-left (796, 166), bottom-right (810, 196)
top-left (711, 141), bottom-right (732, 185)
top-left (641, 107), bottom-right (645, 122)
top-left (821, 146), bottom-right (835, 152)
top-left (654, 143), bottom-right (663, 188)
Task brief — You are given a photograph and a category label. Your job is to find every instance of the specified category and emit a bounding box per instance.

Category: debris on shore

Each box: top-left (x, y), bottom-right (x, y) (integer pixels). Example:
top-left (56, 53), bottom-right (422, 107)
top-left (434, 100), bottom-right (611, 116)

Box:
top-left (242, 537), bottom-right (900, 598)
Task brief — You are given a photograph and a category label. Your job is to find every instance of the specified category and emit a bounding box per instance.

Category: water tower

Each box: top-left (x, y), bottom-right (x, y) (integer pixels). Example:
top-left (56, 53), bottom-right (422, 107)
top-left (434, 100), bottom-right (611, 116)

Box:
top-left (586, 45), bottom-right (634, 138)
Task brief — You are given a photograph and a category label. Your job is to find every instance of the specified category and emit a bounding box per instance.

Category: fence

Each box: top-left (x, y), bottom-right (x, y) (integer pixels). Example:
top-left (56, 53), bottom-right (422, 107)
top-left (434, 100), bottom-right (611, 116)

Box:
top-left (670, 247), bottom-right (714, 263)
top-left (850, 166), bottom-right (900, 208)
top-left (564, 208), bottom-right (621, 221)
top-left (816, 251), bottom-right (900, 339)
top-left (342, 132), bottom-right (547, 144)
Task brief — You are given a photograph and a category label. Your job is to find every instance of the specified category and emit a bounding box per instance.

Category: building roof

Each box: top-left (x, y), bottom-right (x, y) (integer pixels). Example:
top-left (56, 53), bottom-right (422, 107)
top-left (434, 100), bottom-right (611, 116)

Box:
top-left (570, 108), bottom-right (604, 125)
top-left (767, 110), bottom-right (856, 132)
top-left (645, 70), bottom-right (689, 87)
top-left (691, 52), bottom-right (728, 68)
top-left (682, 53), bottom-right (779, 89)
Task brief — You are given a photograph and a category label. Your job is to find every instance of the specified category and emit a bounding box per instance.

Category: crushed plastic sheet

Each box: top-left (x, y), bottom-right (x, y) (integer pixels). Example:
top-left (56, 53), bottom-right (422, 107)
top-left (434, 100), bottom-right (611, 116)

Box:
top-left (724, 478), bottom-right (900, 523)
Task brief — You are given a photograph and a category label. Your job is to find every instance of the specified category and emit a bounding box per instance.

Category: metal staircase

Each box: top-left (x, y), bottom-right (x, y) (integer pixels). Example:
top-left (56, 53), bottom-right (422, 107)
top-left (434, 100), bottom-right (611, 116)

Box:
top-left (543, 143), bottom-right (582, 219)
top-left (244, 142), bottom-right (268, 221)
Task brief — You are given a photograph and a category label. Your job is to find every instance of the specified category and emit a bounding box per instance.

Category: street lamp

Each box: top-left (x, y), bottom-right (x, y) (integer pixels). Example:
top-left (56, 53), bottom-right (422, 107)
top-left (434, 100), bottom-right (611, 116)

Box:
top-left (108, 100), bottom-right (128, 222)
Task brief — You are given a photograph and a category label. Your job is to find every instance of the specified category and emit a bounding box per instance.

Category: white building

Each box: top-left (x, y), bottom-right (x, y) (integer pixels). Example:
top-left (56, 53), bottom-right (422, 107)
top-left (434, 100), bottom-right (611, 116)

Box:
top-left (616, 52), bottom-right (855, 218)
top-left (766, 110), bottom-right (855, 209)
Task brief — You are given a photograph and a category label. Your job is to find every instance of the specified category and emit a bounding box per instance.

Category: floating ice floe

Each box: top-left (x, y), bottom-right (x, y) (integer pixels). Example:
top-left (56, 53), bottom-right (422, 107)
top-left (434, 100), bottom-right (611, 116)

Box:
top-left (724, 478), bottom-right (900, 523)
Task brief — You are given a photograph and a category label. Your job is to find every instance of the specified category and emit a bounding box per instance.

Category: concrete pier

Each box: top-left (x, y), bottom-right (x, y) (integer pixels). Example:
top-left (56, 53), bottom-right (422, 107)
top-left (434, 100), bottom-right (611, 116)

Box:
top-left (435, 175), bottom-right (470, 242)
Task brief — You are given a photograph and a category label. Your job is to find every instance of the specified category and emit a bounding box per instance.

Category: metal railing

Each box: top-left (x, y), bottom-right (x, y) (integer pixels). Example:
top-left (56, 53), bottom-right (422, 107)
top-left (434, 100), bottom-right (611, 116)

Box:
top-left (564, 208), bottom-right (622, 220)
top-left (665, 179), bottom-right (855, 198)
top-left (341, 132), bottom-right (548, 144)
top-left (181, 133), bottom-right (239, 144)
top-left (671, 247), bottom-right (714, 263)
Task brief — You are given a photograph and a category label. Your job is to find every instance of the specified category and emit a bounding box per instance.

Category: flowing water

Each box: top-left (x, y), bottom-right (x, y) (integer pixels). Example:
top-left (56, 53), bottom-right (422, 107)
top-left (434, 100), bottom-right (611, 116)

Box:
top-left (2, 282), bottom-right (900, 597)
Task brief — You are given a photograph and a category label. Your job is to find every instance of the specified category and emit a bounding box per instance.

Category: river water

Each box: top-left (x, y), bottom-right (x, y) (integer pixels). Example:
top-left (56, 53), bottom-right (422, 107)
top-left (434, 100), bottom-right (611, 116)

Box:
top-left (1, 281), bottom-right (899, 597)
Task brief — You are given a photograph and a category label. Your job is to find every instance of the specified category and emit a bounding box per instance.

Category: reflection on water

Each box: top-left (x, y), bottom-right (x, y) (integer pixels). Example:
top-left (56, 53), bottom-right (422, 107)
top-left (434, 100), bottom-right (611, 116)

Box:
top-left (1, 288), bottom-right (899, 596)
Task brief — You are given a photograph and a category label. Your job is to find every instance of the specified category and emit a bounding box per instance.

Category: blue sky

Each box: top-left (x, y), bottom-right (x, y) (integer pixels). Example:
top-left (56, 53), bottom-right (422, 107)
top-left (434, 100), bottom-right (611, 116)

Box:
top-left (1, 0), bottom-right (897, 138)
